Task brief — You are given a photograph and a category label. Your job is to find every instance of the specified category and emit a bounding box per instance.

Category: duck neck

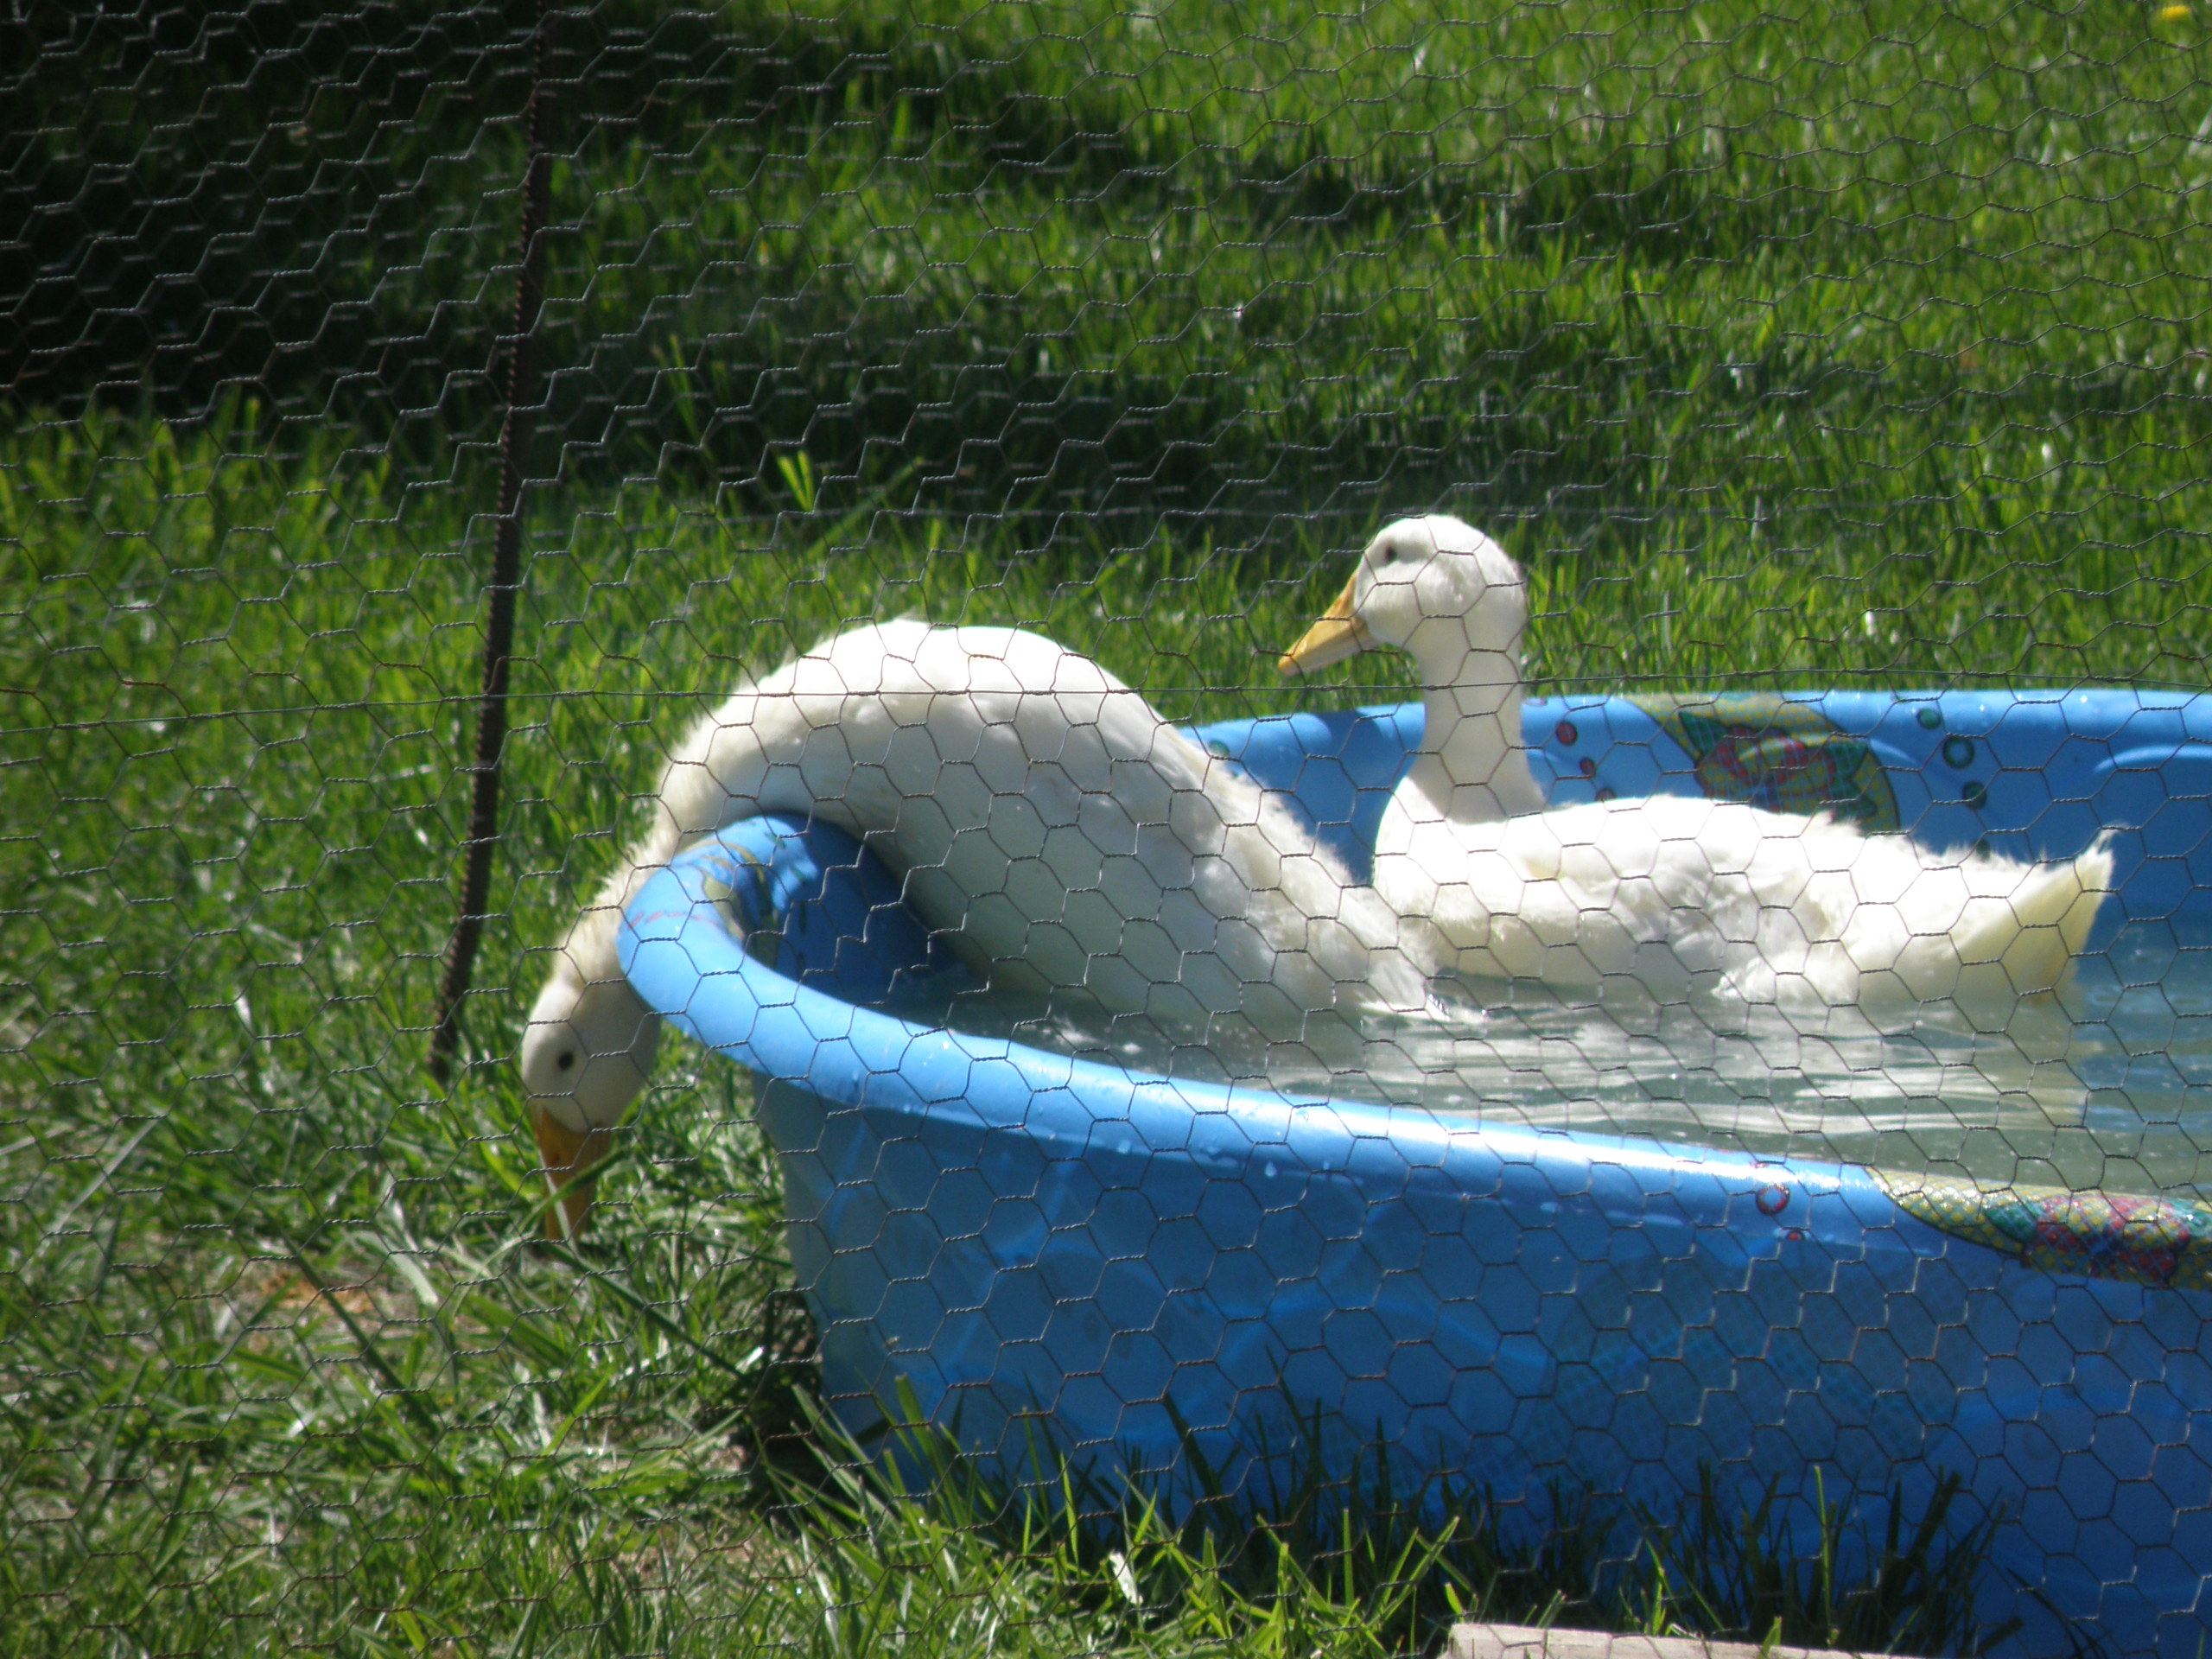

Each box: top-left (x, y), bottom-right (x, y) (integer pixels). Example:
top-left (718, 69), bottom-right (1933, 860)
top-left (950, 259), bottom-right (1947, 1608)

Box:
top-left (1404, 647), bottom-right (1545, 823)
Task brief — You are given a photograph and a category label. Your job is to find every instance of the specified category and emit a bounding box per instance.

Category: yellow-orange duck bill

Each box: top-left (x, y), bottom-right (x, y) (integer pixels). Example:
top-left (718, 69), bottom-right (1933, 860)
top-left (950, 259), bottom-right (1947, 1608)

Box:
top-left (1278, 576), bottom-right (1376, 676)
top-left (531, 1103), bottom-right (616, 1240)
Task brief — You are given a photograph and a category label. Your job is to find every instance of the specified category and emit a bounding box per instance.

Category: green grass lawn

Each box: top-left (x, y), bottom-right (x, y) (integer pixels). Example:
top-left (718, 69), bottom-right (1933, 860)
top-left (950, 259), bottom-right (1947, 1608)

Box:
top-left (7, 0), bottom-right (2211, 1650)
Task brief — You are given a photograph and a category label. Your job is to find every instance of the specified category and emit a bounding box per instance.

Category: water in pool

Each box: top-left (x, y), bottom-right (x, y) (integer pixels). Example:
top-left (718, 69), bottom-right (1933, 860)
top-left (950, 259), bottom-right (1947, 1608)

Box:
top-left (891, 930), bottom-right (2212, 1196)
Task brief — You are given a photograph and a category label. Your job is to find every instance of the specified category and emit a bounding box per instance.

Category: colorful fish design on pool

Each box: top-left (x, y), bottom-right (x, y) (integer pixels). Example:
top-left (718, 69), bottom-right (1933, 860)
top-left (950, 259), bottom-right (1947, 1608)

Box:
top-left (1632, 693), bottom-right (1901, 831)
top-left (1877, 1170), bottom-right (2212, 1289)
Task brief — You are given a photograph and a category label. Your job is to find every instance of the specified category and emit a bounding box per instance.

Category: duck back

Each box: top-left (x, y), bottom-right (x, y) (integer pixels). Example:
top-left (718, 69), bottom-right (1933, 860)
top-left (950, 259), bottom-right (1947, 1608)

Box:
top-left (1376, 787), bottom-right (2113, 1009)
top-left (652, 621), bottom-right (1421, 1023)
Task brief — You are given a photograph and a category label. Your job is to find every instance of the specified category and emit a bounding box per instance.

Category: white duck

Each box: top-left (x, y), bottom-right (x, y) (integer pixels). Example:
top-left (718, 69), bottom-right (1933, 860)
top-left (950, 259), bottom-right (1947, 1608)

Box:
top-left (521, 618), bottom-right (1424, 1234)
top-left (1280, 515), bottom-right (2114, 1010)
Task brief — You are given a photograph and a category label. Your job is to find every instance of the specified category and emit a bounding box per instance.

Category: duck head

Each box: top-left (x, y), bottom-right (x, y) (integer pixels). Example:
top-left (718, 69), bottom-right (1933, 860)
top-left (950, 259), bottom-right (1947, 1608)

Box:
top-left (518, 953), bottom-right (661, 1239)
top-left (1278, 515), bottom-right (1528, 685)
top-left (1281, 516), bottom-right (1545, 823)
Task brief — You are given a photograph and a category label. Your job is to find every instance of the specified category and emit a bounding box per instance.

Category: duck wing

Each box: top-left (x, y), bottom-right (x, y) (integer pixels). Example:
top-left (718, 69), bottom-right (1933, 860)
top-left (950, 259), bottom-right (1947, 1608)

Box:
top-left (1378, 795), bottom-right (1858, 999)
top-left (1806, 830), bottom-right (2116, 1004)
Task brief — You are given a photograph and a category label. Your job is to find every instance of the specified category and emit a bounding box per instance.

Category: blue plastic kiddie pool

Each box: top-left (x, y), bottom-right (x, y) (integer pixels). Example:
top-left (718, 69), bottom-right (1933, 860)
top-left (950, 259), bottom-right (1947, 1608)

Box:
top-left (621, 691), bottom-right (2212, 1658)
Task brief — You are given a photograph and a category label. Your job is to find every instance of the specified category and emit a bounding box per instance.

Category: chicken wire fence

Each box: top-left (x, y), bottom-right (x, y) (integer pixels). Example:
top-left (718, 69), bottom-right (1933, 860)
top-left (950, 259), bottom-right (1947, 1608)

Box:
top-left (11, 3), bottom-right (2212, 1656)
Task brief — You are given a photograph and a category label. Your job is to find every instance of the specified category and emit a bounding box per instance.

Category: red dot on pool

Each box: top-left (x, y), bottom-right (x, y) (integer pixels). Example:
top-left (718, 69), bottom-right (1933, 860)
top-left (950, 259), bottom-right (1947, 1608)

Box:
top-left (1555, 721), bottom-right (1579, 746)
top-left (1579, 756), bottom-right (1597, 778)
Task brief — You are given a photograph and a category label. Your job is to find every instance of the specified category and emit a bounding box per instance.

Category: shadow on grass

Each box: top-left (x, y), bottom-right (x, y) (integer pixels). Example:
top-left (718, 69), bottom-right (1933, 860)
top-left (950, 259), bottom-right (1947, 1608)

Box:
top-left (809, 1383), bottom-right (2028, 1659)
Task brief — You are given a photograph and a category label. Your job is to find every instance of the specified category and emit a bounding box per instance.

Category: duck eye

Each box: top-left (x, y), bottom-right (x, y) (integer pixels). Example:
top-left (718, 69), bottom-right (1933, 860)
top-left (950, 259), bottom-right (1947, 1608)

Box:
top-left (556, 1049), bottom-right (576, 1071)
top-left (1380, 544), bottom-right (1398, 565)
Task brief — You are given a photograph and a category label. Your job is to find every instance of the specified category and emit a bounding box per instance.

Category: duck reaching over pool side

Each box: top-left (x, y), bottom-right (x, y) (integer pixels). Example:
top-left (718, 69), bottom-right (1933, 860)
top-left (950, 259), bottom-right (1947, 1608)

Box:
top-left (521, 619), bottom-right (1427, 1236)
top-left (1281, 515), bottom-right (2114, 1009)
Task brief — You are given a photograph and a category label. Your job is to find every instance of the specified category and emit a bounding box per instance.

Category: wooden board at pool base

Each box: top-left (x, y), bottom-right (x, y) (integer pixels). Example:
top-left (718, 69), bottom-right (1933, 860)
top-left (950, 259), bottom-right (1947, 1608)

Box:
top-left (1444, 1627), bottom-right (1916, 1659)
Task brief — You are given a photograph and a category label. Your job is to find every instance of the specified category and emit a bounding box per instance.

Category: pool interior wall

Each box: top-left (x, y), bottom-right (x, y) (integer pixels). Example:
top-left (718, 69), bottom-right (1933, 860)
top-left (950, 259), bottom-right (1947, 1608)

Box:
top-left (620, 691), bottom-right (2212, 1659)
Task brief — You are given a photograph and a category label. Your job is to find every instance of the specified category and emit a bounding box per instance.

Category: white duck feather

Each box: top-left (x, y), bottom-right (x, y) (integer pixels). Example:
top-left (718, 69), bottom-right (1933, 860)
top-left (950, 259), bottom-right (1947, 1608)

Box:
top-left (520, 619), bottom-right (1426, 1230)
top-left (1280, 515), bottom-right (2114, 1010)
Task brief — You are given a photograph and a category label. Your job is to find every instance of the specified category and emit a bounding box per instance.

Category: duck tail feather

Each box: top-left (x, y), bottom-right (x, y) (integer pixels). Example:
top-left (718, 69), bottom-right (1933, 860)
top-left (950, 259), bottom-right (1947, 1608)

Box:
top-left (1952, 832), bottom-right (2116, 994)
top-left (2062, 830), bottom-right (2119, 953)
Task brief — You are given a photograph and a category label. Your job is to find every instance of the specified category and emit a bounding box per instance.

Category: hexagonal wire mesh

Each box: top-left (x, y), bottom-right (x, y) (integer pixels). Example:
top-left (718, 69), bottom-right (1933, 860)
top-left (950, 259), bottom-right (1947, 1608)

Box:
top-left (9, 3), bottom-right (2212, 1656)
